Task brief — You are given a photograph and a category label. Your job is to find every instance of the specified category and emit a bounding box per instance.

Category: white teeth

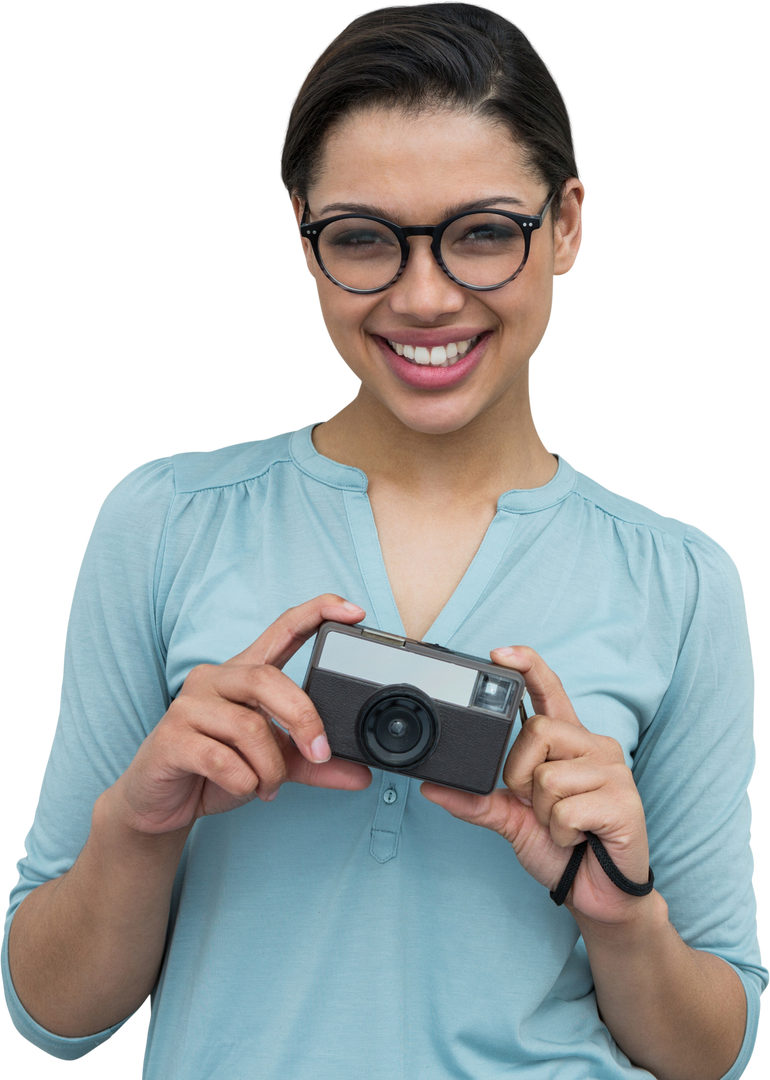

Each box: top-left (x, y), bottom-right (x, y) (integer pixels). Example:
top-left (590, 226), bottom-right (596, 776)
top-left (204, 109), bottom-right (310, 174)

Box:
top-left (387, 335), bottom-right (480, 367)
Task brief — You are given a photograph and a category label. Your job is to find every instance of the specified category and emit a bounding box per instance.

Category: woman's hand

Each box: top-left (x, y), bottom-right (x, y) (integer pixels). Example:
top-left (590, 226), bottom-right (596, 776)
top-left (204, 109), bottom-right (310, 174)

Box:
top-left (420, 646), bottom-right (650, 924)
top-left (108, 595), bottom-right (373, 836)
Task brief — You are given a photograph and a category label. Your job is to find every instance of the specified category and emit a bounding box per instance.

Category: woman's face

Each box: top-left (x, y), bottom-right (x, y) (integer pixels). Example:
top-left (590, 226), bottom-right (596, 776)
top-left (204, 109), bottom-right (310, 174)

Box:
top-left (295, 107), bottom-right (583, 436)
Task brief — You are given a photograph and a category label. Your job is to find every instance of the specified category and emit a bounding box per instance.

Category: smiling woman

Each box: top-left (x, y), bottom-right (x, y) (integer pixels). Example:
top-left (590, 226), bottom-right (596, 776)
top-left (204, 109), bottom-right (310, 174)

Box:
top-left (2, 4), bottom-right (766, 1080)
top-left (278, 4), bottom-right (587, 498)
top-left (293, 103), bottom-right (581, 639)
top-left (273, 8), bottom-right (760, 1080)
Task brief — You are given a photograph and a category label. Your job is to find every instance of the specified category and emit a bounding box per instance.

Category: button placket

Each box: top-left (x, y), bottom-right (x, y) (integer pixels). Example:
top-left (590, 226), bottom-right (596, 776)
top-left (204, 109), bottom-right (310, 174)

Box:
top-left (370, 771), bottom-right (410, 863)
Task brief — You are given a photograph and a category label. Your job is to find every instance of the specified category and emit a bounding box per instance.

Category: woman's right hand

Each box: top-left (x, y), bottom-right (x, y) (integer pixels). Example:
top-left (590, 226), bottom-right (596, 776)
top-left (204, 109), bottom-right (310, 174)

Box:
top-left (107, 595), bottom-right (373, 835)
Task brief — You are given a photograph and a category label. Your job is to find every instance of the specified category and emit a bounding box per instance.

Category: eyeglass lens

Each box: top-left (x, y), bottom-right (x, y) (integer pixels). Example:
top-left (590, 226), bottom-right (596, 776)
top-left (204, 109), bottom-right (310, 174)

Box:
top-left (317, 213), bottom-right (528, 291)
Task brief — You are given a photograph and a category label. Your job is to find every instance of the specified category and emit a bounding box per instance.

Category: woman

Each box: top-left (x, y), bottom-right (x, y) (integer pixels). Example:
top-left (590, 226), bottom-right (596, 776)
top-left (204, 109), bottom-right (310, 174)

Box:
top-left (3, 4), bottom-right (765, 1078)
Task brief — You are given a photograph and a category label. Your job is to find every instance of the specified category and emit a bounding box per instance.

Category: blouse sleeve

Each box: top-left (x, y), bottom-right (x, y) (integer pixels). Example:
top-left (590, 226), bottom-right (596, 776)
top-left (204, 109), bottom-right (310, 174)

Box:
top-left (632, 525), bottom-right (767, 1079)
top-left (2, 457), bottom-right (176, 1059)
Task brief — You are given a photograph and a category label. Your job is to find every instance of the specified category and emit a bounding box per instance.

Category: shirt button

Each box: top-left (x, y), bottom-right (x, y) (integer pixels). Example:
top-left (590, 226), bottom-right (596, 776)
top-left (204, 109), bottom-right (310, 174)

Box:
top-left (382, 788), bottom-right (397, 805)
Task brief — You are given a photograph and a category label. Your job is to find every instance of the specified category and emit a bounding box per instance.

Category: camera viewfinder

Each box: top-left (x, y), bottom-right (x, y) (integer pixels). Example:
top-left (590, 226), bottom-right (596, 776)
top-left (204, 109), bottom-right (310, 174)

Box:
top-left (471, 672), bottom-right (515, 715)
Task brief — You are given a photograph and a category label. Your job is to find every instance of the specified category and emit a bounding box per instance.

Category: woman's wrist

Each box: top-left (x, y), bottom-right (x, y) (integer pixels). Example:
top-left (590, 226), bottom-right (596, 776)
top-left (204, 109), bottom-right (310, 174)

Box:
top-left (566, 887), bottom-right (670, 945)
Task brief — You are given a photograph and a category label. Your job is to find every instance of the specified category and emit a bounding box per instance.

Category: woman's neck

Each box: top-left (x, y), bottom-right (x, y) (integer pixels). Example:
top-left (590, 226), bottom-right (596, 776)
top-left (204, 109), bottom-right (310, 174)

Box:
top-left (312, 372), bottom-right (557, 506)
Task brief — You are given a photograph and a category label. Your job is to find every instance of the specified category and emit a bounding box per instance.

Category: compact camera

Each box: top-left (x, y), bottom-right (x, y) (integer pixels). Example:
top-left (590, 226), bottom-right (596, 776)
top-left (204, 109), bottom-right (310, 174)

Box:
top-left (303, 621), bottom-right (527, 794)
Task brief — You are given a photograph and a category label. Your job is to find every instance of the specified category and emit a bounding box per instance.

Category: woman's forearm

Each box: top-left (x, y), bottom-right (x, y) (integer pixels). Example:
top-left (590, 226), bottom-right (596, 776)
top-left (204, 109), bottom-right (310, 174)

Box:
top-left (571, 890), bottom-right (746, 1080)
top-left (8, 787), bottom-right (192, 1037)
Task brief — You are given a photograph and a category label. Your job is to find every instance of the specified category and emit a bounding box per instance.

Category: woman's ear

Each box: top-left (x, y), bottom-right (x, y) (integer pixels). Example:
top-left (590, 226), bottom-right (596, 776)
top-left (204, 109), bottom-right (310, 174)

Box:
top-left (552, 178), bottom-right (584, 276)
top-left (291, 194), bottom-right (318, 278)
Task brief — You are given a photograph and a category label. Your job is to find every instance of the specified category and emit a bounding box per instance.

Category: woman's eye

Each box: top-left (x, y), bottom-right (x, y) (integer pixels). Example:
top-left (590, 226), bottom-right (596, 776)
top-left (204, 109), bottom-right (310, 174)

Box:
top-left (330, 230), bottom-right (393, 248)
top-left (459, 225), bottom-right (515, 244)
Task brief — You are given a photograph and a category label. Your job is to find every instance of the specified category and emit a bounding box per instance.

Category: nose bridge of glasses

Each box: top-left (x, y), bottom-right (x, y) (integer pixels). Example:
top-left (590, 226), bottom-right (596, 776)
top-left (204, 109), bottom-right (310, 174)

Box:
top-left (400, 228), bottom-right (450, 281)
top-left (401, 226), bottom-right (449, 276)
top-left (401, 226), bottom-right (436, 239)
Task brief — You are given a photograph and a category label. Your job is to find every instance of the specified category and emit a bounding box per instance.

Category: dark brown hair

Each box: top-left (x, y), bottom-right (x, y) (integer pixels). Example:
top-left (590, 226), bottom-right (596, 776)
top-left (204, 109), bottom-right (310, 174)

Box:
top-left (281, 3), bottom-right (578, 215)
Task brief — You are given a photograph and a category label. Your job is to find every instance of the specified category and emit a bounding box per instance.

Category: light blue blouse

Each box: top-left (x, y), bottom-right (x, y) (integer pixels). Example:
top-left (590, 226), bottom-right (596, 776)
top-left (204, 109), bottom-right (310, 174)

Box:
top-left (3, 424), bottom-right (766, 1078)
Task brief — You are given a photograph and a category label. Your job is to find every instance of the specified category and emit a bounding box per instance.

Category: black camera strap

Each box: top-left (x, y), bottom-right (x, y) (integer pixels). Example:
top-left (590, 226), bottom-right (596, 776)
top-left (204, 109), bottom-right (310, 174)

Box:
top-left (549, 832), bottom-right (655, 906)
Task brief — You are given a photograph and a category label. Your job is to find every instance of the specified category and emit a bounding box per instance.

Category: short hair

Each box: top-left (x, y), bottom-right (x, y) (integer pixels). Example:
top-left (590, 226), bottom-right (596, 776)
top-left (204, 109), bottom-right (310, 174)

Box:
top-left (281, 3), bottom-right (579, 216)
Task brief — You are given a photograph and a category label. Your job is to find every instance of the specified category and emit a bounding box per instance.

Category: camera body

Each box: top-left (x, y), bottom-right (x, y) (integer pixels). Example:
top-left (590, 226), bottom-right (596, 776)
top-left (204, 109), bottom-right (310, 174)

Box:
top-left (303, 621), bottom-right (526, 794)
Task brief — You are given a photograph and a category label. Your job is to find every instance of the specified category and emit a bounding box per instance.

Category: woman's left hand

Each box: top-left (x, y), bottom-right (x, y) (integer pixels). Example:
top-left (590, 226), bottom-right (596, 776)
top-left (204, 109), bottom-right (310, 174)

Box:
top-left (420, 646), bottom-right (650, 924)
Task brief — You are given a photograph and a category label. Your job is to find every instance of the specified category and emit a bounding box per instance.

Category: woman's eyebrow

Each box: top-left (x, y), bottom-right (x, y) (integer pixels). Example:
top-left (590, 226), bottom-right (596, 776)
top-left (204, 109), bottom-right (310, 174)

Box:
top-left (316, 196), bottom-right (527, 222)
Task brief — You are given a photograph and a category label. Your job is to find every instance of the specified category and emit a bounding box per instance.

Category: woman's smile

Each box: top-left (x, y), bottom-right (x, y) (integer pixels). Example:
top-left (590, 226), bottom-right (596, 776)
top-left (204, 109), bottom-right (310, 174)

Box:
top-left (373, 330), bottom-right (490, 389)
top-left (382, 332), bottom-right (482, 367)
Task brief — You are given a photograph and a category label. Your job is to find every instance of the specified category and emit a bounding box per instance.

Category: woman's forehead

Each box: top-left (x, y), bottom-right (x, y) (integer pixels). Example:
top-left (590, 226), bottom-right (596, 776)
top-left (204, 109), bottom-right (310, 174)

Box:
top-left (311, 105), bottom-right (546, 221)
top-left (327, 103), bottom-right (498, 142)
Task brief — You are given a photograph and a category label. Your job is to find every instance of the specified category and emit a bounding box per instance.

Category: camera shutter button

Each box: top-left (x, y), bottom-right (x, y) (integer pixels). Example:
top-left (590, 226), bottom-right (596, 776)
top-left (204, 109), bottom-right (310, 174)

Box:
top-left (383, 788), bottom-right (397, 804)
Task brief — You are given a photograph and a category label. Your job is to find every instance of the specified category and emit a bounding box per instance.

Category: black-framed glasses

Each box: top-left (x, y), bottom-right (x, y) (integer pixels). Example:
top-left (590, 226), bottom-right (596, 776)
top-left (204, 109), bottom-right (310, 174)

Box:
top-left (299, 191), bottom-right (556, 294)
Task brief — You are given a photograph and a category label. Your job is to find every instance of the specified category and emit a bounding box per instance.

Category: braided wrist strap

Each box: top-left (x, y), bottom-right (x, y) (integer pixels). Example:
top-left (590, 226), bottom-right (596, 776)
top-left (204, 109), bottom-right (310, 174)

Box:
top-left (550, 831), bottom-right (654, 906)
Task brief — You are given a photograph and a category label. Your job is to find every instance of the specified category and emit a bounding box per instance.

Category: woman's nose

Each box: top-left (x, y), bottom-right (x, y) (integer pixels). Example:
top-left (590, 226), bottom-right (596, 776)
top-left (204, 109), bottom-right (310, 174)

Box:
top-left (387, 237), bottom-right (465, 321)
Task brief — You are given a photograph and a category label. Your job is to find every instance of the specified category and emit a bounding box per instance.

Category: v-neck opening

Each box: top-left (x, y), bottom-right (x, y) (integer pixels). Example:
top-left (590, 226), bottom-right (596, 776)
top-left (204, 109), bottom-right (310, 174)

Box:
top-left (289, 423), bottom-right (577, 644)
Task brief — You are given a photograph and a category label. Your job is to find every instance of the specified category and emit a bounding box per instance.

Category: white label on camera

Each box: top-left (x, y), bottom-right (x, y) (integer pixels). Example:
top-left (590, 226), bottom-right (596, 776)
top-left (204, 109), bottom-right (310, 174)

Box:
top-left (318, 631), bottom-right (476, 706)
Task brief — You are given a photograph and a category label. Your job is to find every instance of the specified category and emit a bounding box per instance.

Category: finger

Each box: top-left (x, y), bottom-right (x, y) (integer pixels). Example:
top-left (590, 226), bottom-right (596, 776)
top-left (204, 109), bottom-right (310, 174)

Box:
top-left (502, 714), bottom-right (602, 804)
top-left (208, 663), bottom-right (332, 764)
top-left (163, 731), bottom-right (259, 801)
top-left (420, 781), bottom-right (492, 824)
top-left (272, 725), bottom-right (373, 790)
top-left (549, 790), bottom-right (649, 882)
top-left (531, 758), bottom-right (623, 830)
top-left (489, 646), bottom-right (581, 727)
top-left (180, 695), bottom-right (290, 800)
top-left (225, 594), bottom-right (366, 671)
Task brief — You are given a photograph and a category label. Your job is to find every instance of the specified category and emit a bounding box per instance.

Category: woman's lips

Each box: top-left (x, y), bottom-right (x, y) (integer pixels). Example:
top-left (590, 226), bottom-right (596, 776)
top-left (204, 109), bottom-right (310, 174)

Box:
top-left (374, 331), bottom-right (491, 390)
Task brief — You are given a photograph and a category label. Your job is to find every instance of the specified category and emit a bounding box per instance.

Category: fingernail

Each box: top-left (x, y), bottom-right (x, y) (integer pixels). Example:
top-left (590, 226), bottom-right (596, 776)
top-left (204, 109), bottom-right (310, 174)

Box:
top-left (310, 734), bottom-right (331, 762)
top-left (266, 790), bottom-right (279, 802)
top-left (342, 601), bottom-right (365, 613)
top-left (493, 646), bottom-right (517, 657)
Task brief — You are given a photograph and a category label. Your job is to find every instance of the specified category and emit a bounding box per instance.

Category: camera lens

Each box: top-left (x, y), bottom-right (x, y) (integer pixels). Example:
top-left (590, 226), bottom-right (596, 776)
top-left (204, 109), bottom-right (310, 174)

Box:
top-left (376, 706), bottom-right (421, 752)
top-left (388, 718), bottom-right (407, 738)
top-left (357, 685), bottom-right (439, 768)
